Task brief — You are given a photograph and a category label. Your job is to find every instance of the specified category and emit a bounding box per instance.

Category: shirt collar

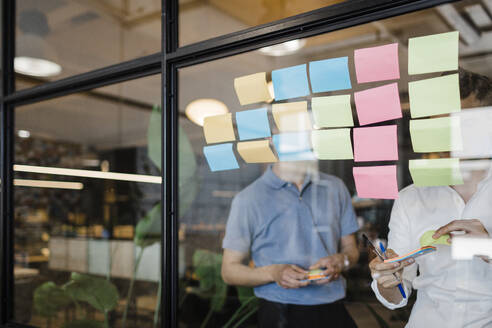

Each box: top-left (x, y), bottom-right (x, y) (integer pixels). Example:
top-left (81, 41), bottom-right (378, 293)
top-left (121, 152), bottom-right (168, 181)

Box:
top-left (262, 165), bottom-right (312, 190)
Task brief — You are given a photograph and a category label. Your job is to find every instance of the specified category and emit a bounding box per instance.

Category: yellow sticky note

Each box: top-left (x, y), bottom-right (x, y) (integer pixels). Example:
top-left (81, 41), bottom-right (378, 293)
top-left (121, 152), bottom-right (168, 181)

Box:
top-left (409, 74), bottom-right (461, 118)
top-left (237, 140), bottom-right (278, 163)
top-left (234, 72), bottom-right (272, 105)
top-left (203, 113), bottom-right (236, 144)
top-left (408, 31), bottom-right (459, 75)
top-left (272, 101), bottom-right (312, 132)
top-left (420, 230), bottom-right (451, 247)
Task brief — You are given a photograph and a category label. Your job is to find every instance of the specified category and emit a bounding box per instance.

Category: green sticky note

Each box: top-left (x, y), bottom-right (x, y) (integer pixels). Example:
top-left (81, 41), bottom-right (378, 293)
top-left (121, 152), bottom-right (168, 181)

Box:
top-left (409, 158), bottom-right (463, 187)
top-left (408, 31), bottom-right (459, 75)
top-left (410, 116), bottom-right (463, 152)
top-left (419, 230), bottom-right (451, 247)
top-left (311, 95), bottom-right (354, 128)
top-left (409, 74), bottom-right (461, 119)
top-left (311, 128), bottom-right (353, 160)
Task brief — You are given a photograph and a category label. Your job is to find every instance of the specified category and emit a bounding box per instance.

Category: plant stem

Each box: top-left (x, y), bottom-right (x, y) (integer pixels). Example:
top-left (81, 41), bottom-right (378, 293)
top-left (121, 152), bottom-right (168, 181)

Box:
top-left (222, 298), bottom-right (255, 328)
top-left (153, 274), bottom-right (162, 328)
top-left (200, 307), bottom-right (214, 328)
top-left (122, 247), bottom-right (145, 328)
top-left (104, 310), bottom-right (109, 328)
top-left (231, 307), bottom-right (257, 328)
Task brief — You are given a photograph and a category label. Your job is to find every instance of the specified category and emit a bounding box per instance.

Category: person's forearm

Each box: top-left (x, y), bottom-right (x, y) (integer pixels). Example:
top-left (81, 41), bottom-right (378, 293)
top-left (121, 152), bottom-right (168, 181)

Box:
top-left (377, 283), bottom-right (404, 305)
top-left (222, 263), bottom-right (277, 287)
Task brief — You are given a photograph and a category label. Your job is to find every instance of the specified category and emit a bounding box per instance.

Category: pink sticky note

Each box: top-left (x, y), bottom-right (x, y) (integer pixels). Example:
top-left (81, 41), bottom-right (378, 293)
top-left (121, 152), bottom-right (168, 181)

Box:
top-left (353, 165), bottom-right (399, 199)
top-left (354, 125), bottom-right (398, 162)
top-left (354, 83), bottom-right (402, 125)
top-left (354, 43), bottom-right (400, 83)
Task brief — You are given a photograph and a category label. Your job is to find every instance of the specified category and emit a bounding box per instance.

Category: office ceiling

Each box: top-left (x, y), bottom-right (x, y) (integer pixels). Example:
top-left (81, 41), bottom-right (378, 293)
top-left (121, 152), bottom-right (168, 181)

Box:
top-left (14, 0), bottom-right (492, 150)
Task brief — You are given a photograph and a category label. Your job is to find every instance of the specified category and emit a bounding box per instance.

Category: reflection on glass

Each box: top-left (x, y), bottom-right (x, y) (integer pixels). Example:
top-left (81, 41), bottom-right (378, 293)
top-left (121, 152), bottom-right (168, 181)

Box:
top-left (178, 1), bottom-right (492, 327)
top-left (15, 1), bottom-right (161, 88)
top-left (13, 76), bottom-right (162, 328)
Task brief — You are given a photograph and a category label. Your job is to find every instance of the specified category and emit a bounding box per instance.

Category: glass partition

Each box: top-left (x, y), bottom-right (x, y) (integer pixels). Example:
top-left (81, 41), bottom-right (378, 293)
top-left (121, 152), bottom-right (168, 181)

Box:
top-left (15, 0), bottom-right (161, 89)
top-left (178, 1), bottom-right (492, 327)
top-left (13, 75), bottom-right (162, 328)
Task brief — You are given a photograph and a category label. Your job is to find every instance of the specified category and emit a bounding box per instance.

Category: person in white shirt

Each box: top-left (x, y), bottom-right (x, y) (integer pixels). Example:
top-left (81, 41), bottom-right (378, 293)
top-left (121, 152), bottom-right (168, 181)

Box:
top-left (369, 69), bottom-right (492, 328)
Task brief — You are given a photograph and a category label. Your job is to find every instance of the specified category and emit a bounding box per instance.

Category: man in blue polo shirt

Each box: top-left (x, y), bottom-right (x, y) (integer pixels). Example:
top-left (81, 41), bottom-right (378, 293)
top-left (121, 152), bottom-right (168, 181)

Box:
top-left (221, 162), bottom-right (359, 328)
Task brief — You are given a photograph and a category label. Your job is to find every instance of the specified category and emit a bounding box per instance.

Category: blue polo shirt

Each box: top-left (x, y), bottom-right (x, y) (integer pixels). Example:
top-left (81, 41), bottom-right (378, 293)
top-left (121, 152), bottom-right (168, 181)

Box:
top-left (222, 166), bottom-right (358, 305)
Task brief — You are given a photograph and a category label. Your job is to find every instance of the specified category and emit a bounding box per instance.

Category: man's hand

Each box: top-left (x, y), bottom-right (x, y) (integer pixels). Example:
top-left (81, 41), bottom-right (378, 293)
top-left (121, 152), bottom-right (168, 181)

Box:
top-left (269, 264), bottom-right (309, 289)
top-left (369, 249), bottom-right (414, 288)
top-left (433, 219), bottom-right (490, 242)
top-left (309, 254), bottom-right (345, 284)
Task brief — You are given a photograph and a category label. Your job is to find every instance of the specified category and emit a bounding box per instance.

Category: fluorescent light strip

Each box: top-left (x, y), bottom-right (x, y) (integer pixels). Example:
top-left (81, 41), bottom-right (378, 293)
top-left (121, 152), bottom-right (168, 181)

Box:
top-left (13, 165), bottom-right (162, 184)
top-left (14, 179), bottom-right (84, 190)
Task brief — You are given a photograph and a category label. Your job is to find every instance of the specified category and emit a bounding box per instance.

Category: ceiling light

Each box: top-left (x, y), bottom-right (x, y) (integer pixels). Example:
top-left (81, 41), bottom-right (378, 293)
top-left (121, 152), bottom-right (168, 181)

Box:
top-left (17, 130), bottom-right (30, 138)
top-left (185, 99), bottom-right (229, 126)
top-left (15, 56), bottom-right (62, 77)
top-left (13, 164), bottom-right (162, 184)
top-left (258, 39), bottom-right (306, 56)
top-left (14, 179), bottom-right (84, 190)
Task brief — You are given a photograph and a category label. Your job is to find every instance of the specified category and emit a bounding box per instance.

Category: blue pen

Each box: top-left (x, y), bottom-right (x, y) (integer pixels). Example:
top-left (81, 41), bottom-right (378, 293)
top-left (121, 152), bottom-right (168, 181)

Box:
top-left (379, 242), bottom-right (406, 299)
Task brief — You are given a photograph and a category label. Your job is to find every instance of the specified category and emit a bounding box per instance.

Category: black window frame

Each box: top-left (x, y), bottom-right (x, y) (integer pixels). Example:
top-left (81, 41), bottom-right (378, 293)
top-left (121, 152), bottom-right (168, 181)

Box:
top-left (0, 0), bottom-right (459, 327)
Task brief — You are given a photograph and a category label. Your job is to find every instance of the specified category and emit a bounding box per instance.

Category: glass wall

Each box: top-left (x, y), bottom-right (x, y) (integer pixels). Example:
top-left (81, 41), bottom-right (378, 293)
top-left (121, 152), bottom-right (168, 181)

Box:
top-left (179, 0), bottom-right (348, 46)
top-left (15, 0), bottom-right (161, 89)
top-left (177, 1), bottom-right (492, 327)
top-left (13, 75), bottom-right (162, 328)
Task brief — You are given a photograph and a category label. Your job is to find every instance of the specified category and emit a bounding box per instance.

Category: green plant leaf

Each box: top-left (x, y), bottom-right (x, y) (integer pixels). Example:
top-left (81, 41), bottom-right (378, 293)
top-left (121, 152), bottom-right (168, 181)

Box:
top-left (134, 203), bottom-right (161, 247)
top-left (63, 273), bottom-right (119, 312)
top-left (62, 319), bottom-right (104, 328)
top-left (192, 250), bottom-right (227, 312)
top-left (33, 282), bottom-right (71, 318)
top-left (235, 286), bottom-right (258, 306)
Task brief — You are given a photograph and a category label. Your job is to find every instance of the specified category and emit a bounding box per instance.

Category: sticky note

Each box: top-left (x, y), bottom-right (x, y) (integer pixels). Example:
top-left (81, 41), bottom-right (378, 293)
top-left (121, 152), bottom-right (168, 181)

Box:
top-left (408, 31), bottom-right (459, 75)
top-left (309, 57), bottom-right (352, 93)
top-left (203, 113), bottom-right (236, 144)
top-left (311, 95), bottom-right (354, 128)
top-left (419, 230), bottom-right (451, 247)
top-left (237, 140), bottom-right (277, 163)
top-left (272, 64), bottom-right (310, 100)
top-left (353, 165), bottom-right (399, 199)
top-left (410, 116), bottom-right (463, 152)
top-left (203, 143), bottom-right (239, 172)
top-left (408, 74), bottom-right (461, 119)
top-left (233, 72), bottom-right (272, 105)
top-left (354, 43), bottom-right (400, 83)
top-left (451, 108), bottom-right (492, 159)
top-left (311, 129), bottom-right (353, 160)
top-left (272, 101), bottom-right (312, 132)
top-left (353, 125), bottom-right (398, 162)
top-left (409, 158), bottom-right (463, 186)
top-left (354, 83), bottom-right (402, 125)
top-left (236, 108), bottom-right (271, 140)
top-left (273, 132), bottom-right (315, 161)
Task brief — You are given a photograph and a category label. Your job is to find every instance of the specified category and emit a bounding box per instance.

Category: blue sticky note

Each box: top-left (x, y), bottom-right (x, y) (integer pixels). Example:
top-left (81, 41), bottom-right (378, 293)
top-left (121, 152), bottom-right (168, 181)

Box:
top-left (272, 64), bottom-right (310, 101)
top-left (273, 132), bottom-right (316, 161)
top-left (203, 143), bottom-right (239, 172)
top-left (236, 108), bottom-right (271, 140)
top-left (309, 57), bottom-right (352, 93)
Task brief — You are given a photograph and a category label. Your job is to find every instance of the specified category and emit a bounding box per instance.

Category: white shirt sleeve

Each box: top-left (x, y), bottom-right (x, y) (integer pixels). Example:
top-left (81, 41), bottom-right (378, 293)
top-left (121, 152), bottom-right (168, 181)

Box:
top-left (371, 195), bottom-right (419, 309)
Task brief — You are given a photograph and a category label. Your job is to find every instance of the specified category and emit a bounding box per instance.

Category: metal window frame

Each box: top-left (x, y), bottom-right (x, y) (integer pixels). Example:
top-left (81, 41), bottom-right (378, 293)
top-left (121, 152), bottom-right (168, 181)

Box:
top-left (0, 0), bottom-right (459, 327)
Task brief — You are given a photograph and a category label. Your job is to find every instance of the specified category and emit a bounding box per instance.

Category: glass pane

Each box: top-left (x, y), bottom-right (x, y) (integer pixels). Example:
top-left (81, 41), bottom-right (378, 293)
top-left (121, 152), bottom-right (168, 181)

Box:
top-left (15, 1), bottom-right (161, 90)
top-left (179, 0), bottom-right (347, 46)
top-left (178, 1), bottom-right (492, 327)
top-left (13, 75), bottom-right (162, 328)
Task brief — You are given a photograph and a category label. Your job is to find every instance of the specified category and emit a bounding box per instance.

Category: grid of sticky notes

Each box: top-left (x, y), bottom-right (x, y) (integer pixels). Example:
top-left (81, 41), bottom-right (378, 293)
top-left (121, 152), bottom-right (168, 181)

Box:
top-left (202, 31), bottom-right (463, 198)
top-left (407, 31), bottom-right (463, 187)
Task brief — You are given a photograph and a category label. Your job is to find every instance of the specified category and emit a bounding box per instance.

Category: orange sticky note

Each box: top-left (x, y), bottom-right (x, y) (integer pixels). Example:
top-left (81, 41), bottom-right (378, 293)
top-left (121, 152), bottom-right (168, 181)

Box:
top-left (237, 140), bottom-right (278, 163)
top-left (203, 113), bottom-right (236, 144)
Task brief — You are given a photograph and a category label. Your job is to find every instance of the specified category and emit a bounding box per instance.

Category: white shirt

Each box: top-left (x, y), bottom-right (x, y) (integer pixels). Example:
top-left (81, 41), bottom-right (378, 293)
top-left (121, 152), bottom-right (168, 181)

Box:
top-left (371, 168), bottom-right (492, 328)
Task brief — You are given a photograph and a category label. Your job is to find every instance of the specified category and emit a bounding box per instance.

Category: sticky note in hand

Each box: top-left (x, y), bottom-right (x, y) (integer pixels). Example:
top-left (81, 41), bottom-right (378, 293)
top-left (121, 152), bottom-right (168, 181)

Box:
top-left (419, 230), bottom-right (451, 247)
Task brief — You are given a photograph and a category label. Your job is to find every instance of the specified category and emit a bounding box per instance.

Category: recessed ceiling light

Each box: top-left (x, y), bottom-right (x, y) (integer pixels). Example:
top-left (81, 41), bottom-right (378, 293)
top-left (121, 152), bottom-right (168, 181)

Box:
top-left (14, 56), bottom-right (62, 77)
top-left (258, 39), bottom-right (306, 56)
top-left (17, 130), bottom-right (30, 138)
top-left (185, 98), bottom-right (229, 126)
